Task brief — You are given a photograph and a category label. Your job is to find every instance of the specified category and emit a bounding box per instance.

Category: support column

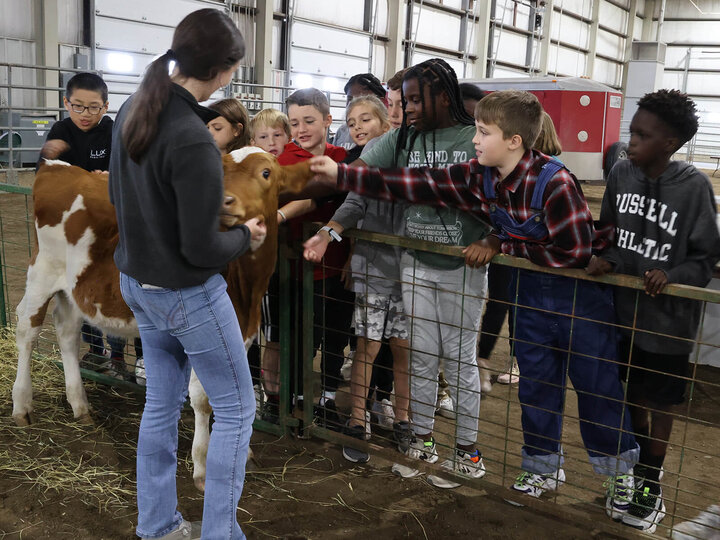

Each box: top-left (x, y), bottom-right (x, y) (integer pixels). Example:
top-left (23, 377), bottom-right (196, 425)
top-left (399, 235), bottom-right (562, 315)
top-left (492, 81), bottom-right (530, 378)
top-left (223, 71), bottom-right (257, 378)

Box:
top-left (641, 0), bottom-right (656, 41)
top-left (538, 0), bottom-right (554, 76)
top-left (586, 0), bottom-right (600, 79)
top-left (473, 0), bottom-right (492, 78)
top-left (385, 0), bottom-right (405, 80)
top-left (41, 0), bottom-right (59, 111)
top-left (620, 0), bottom-right (638, 94)
top-left (255, 0), bottom-right (275, 104)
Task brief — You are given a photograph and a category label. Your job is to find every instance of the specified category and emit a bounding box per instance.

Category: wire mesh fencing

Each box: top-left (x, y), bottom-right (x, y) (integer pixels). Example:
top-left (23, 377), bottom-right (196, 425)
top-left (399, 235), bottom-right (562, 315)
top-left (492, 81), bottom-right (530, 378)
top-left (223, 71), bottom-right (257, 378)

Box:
top-left (301, 222), bottom-right (720, 538)
top-left (2, 176), bottom-right (719, 536)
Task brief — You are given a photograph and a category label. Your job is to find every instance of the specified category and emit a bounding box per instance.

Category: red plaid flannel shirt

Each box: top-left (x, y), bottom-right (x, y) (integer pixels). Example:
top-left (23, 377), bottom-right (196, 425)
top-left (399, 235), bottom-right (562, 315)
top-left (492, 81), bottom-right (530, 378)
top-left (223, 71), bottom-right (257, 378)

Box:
top-left (338, 150), bottom-right (611, 268)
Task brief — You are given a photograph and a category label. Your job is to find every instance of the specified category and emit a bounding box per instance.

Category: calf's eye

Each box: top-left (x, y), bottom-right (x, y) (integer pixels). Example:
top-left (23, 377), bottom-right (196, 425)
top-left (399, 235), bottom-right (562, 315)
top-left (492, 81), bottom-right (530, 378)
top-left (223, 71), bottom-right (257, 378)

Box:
top-left (262, 169), bottom-right (271, 179)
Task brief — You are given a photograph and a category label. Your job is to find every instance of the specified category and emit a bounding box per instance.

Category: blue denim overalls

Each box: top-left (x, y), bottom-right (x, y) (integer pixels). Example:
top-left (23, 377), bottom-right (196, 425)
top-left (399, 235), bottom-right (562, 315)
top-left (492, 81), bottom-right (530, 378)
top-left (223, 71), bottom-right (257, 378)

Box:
top-left (484, 158), bottom-right (638, 476)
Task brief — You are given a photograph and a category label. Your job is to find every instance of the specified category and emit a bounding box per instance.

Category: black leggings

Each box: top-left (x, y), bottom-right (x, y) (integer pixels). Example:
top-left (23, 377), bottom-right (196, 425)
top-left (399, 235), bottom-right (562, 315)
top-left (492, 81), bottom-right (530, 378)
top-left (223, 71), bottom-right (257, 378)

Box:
top-left (289, 274), bottom-right (355, 397)
top-left (477, 262), bottom-right (515, 359)
top-left (368, 341), bottom-right (394, 403)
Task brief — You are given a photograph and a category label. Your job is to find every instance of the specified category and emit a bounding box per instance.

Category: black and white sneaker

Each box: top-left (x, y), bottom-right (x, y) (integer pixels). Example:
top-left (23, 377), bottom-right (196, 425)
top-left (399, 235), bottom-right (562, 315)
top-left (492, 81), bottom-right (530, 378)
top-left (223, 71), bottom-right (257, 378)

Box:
top-left (392, 421), bottom-right (413, 454)
top-left (313, 399), bottom-right (342, 431)
top-left (622, 482), bottom-right (665, 533)
top-left (342, 421), bottom-right (369, 463)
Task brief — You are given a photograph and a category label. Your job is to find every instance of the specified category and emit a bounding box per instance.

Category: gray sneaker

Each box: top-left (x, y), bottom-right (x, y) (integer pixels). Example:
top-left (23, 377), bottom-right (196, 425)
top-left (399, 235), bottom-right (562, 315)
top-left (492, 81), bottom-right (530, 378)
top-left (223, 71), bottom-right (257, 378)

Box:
top-left (342, 421), bottom-right (370, 463)
top-left (142, 520), bottom-right (201, 540)
top-left (672, 504), bottom-right (720, 539)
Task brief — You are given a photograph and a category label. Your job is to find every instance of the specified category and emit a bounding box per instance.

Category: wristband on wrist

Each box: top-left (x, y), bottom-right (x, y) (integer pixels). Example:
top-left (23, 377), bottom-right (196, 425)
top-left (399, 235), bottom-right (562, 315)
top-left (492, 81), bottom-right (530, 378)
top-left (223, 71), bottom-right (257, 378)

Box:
top-left (320, 225), bottom-right (342, 242)
top-left (277, 209), bottom-right (287, 222)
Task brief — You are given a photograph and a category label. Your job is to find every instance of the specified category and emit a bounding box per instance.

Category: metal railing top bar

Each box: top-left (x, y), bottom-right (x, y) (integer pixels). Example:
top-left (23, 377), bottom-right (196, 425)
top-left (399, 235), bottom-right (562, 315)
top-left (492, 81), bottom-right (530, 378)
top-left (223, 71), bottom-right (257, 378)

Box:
top-left (342, 227), bottom-right (720, 303)
top-left (0, 107), bottom-right (64, 114)
top-left (0, 62), bottom-right (98, 74)
top-left (0, 83), bottom-right (66, 92)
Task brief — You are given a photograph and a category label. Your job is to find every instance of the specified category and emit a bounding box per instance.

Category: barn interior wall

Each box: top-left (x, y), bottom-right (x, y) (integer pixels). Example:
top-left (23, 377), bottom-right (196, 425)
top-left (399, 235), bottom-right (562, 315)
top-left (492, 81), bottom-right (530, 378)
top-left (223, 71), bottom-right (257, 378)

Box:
top-left (1, 0), bottom-right (720, 149)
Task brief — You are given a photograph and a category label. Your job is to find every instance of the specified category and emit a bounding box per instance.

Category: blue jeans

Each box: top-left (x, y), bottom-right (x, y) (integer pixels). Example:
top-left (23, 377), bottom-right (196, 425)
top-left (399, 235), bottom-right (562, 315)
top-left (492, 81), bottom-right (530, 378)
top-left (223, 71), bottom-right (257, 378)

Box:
top-left (510, 269), bottom-right (638, 476)
top-left (119, 272), bottom-right (254, 539)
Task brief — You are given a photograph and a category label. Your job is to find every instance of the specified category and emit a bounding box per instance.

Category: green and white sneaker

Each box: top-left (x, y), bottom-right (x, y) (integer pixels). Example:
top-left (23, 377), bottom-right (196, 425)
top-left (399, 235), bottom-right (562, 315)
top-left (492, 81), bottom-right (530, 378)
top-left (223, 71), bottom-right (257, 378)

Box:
top-left (604, 470), bottom-right (635, 520)
top-left (511, 469), bottom-right (565, 498)
top-left (622, 483), bottom-right (665, 533)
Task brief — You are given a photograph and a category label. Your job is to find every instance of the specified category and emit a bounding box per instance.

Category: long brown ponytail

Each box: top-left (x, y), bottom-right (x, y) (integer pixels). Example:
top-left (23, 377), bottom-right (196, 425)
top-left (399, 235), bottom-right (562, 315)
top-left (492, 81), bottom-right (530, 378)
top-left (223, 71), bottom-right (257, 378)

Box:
top-left (122, 9), bottom-right (245, 162)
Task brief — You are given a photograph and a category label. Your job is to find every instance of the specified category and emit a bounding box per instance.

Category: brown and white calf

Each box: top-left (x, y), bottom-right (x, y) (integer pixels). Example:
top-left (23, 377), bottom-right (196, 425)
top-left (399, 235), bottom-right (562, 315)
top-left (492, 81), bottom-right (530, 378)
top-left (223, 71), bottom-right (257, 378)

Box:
top-left (12, 147), bottom-right (312, 490)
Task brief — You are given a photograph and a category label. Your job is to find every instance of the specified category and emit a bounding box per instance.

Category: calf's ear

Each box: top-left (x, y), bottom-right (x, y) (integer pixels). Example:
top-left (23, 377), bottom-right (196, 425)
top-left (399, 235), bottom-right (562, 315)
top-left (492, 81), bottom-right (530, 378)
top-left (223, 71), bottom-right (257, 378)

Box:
top-left (277, 161), bottom-right (313, 193)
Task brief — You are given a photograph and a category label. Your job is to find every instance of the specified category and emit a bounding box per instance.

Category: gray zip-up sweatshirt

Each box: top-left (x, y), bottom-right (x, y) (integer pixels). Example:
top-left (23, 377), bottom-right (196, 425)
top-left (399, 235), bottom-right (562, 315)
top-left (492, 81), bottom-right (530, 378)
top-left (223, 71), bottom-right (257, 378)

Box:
top-left (331, 193), bottom-right (407, 295)
top-left (600, 159), bottom-right (720, 354)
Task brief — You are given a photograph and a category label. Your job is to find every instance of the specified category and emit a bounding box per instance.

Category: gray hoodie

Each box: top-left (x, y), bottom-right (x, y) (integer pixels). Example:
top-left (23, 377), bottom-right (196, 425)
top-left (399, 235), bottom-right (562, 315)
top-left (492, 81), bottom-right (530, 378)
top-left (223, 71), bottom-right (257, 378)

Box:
top-left (601, 159), bottom-right (720, 354)
top-left (332, 193), bottom-right (407, 295)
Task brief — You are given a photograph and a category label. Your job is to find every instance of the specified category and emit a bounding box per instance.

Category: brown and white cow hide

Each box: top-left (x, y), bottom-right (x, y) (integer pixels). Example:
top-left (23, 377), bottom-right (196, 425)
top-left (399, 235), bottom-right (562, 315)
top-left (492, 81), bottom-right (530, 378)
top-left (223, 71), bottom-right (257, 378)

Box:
top-left (12, 148), bottom-right (313, 491)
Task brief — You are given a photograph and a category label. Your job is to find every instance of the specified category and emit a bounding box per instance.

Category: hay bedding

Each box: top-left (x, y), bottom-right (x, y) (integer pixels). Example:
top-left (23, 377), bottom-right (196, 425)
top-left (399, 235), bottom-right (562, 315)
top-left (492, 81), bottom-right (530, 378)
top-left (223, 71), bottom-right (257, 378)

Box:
top-left (0, 330), bottom-right (606, 540)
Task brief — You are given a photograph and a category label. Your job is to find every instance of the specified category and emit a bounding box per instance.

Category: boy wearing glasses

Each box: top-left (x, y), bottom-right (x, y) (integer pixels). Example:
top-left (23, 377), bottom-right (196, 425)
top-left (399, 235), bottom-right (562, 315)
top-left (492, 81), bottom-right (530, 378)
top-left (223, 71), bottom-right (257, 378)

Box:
top-left (39, 72), bottom-right (135, 374)
top-left (39, 72), bottom-right (111, 172)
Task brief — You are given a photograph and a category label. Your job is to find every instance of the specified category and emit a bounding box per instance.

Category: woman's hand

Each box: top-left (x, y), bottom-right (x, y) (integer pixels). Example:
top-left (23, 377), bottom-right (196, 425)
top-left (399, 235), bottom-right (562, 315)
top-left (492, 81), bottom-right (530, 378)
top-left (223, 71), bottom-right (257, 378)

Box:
top-left (245, 217), bottom-right (267, 252)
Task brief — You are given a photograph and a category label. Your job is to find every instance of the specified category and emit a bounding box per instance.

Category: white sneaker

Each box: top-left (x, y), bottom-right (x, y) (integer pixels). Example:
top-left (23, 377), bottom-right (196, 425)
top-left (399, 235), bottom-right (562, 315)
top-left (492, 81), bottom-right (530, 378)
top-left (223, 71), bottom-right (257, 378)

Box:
top-left (428, 448), bottom-right (487, 489)
top-left (341, 351), bottom-right (354, 381)
top-left (141, 519), bottom-right (201, 539)
top-left (497, 358), bottom-right (519, 385)
top-left (435, 392), bottom-right (455, 419)
top-left (604, 471), bottom-right (634, 520)
top-left (407, 436), bottom-right (438, 463)
top-left (671, 504), bottom-right (720, 539)
top-left (392, 436), bottom-right (438, 479)
top-left (135, 357), bottom-right (146, 386)
top-left (363, 410), bottom-right (371, 440)
top-left (391, 462), bottom-right (422, 479)
top-left (371, 398), bottom-right (395, 431)
top-left (512, 469), bottom-right (565, 498)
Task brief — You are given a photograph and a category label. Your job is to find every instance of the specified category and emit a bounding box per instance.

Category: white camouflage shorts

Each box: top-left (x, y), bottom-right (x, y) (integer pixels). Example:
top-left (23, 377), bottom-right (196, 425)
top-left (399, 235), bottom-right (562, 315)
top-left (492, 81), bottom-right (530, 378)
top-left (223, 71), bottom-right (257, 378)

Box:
top-left (354, 293), bottom-right (408, 341)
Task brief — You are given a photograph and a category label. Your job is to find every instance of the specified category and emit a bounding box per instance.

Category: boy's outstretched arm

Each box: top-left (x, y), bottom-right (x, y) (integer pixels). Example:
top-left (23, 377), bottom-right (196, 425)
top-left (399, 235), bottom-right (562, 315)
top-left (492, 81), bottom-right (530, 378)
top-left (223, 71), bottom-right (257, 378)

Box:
top-left (318, 159), bottom-right (490, 219)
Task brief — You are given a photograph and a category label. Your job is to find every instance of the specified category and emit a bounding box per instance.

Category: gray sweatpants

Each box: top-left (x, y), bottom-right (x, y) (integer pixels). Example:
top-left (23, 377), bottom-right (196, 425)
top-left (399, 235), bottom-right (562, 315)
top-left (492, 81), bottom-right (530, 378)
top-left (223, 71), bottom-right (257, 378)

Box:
top-left (401, 252), bottom-right (488, 447)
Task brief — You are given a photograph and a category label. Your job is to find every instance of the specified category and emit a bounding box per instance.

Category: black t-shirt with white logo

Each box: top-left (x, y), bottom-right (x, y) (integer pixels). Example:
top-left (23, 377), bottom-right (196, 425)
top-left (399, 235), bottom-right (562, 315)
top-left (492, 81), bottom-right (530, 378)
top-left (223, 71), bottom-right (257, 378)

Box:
top-left (42, 116), bottom-right (113, 171)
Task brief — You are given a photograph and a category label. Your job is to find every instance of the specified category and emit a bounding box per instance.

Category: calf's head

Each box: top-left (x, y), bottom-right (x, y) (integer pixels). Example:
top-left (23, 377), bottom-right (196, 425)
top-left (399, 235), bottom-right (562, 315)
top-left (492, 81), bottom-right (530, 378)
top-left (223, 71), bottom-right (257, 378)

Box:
top-left (220, 147), bottom-right (312, 228)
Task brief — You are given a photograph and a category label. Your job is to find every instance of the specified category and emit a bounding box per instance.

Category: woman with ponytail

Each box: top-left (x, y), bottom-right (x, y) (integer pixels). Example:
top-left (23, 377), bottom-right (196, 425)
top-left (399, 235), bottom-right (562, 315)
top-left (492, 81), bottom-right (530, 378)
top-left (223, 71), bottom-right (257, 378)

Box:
top-left (109, 9), bottom-right (264, 539)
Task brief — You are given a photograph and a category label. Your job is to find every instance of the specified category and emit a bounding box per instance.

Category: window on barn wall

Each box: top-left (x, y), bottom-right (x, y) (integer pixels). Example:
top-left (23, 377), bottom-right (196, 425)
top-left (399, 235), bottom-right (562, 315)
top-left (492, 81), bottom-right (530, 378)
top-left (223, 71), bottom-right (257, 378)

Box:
top-left (93, 0), bottom-right (229, 113)
top-left (405, 0), bottom-right (478, 78)
top-left (595, 0), bottom-right (629, 88)
top-left (0, 0), bottom-right (41, 110)
top-left (548, 7), bottom-right (590, 78)
top-left (487, 0), bottom-right (535, 76)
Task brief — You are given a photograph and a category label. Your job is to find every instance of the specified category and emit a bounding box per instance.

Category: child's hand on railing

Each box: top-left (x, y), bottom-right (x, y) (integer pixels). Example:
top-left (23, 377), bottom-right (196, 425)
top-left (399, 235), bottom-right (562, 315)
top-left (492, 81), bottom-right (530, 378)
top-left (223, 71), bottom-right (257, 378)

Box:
top-left (462, 235), bottom-right (501, 267)
top-left (644, 268), bottom-right (668, 297)
top-left (585, 255), bottom-right (613, 276)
